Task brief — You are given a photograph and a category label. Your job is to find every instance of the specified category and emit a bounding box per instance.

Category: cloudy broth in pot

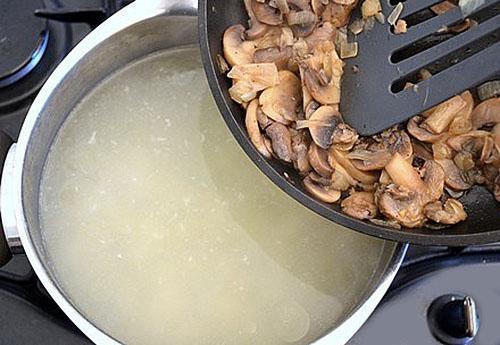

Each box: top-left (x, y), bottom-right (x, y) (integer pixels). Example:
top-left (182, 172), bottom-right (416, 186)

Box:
top-left (39, 48), bottom-right (386, 345)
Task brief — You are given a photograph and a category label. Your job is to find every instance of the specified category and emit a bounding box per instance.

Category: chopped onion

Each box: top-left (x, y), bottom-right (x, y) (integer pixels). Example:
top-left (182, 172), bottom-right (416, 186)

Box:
top-left (387, 2), bottom-right (403, 26)
top-left (394, 19), bottom-right (407, 34)
top-left (340, 42), bottom-right (359, 59)
top-left (375, 12), bottom-right (385, 24)
top-left (349, 19), bottom-right (365, 35)
top-left (363, 16), bottom-right (376, 31)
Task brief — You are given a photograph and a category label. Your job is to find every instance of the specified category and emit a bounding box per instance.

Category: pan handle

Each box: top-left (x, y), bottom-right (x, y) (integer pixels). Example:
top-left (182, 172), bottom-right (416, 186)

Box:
top-left (0, 133), bottom-right (18, 267)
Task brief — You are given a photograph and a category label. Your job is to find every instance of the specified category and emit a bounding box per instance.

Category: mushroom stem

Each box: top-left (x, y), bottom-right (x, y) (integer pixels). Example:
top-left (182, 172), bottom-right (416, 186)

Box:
top-left (385, 153), bottom-right (426, 192)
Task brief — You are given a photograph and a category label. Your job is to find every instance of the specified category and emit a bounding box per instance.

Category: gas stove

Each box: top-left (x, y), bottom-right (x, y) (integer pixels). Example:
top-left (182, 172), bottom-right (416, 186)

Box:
top-left (1, 1), bottom-right (500, 345)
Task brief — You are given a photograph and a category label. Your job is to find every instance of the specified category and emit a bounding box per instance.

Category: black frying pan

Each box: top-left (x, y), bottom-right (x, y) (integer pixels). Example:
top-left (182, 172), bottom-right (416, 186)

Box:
top-left (198, 0), bottom-right (500, 246)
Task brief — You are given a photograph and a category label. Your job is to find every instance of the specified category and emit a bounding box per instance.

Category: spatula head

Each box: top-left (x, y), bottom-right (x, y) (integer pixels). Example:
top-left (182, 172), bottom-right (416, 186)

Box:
top-left (340, 0), bottom-right (500, 135)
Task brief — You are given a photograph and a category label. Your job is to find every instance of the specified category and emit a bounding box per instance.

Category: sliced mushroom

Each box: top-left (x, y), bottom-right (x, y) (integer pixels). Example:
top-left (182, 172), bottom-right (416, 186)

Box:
top-left (420, 160), bottom-right (445, 202)
top-left (408, 116), bottom-right (447, 143)
top-left (311, 0), bottom-right (326, 15)
top-left (352, 129), bottom-right (412, 170)
top-left (259, 70), bottom-right (301, 123)
top-left (303, 41), bottom-right (344, 104)
top-left (330, 148), bottom-right (379, 184)
top-left (328, 155), bottom-right (358, 191)
top-left (265, 122), bottom-right (294, 162)
top-left (435, 158), bottom-right (472, 191)
top-left (308, 143), bottom-right (333, 177)
top-left (254, 46), bottom-right (293, 70)
top-left (424, 199), bottom-right (467, 225)
top-left (377, 184), bottom-right (426, 228)
top-left (305, 100), bottom-right (321, 120)
top-left (256, 26), bottom-right (288, 49)
top-left (326, 2), bottom-right (357, 27)
top-left (471, 97), bottom-right (500, 129)
top-left (308, 105), bottom-right (342, 148)
top-left (288, 10), bottom-right (318, 37)
top-left (291, 129), bottom-right (312, 174)
top-left (304, 22), bottom-right (336, 49)
top-left (246, 99), bottom-right (272, 158)
top-left (432, 139), bottom-right (454, 160)
top-left (227, 63), bottom-right (280, 103)
top-left (223, 25), bottom-right (258, 66)
top-left (348, 149), bottom-right (392, 171)
top-left (257, 106), bottom-right (273, 130)
top-left (252, 0), bottom-right (284, 25)
top-left (331, 122), bottom-right (358, 151)
top-left (303, 174), bottom-right (341, 203)
top-left (422, 95), bottom-right (467, 134)
top-left (448, 91), bottom-right (474, 135)
top-left (412, 139), bottom-right (434, 162)
top-left (299, 65), bottom-right (314, 115)
top-left (341, 191), bottom-right (378, 220)
top-left (244, 0), bottom-right (271, 39)
top-left (229, 80), bottom-right (260, 104)
top-left (384, 153), bottom-right (426, 192)
top-left (446, 130), bottom-right (491, 153)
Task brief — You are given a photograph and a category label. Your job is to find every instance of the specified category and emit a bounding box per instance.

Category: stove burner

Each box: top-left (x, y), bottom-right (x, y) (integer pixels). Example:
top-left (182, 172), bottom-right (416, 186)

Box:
top-left (0, 0), bottom-right (49, 88)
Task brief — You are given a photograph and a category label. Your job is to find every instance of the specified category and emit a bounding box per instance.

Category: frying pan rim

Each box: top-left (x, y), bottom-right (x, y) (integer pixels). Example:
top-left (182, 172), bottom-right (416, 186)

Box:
top-left (198, 0), bottom-right (500, 247)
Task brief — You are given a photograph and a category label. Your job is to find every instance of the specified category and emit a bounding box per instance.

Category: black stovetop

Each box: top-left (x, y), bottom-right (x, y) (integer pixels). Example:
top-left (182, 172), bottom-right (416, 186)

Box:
top-left (1, 1), bottom-right (500, 345)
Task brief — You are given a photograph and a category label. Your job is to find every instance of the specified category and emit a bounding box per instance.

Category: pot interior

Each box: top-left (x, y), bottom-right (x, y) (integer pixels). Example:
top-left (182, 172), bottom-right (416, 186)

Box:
top-left (18, 10), bottom-right (403, 345)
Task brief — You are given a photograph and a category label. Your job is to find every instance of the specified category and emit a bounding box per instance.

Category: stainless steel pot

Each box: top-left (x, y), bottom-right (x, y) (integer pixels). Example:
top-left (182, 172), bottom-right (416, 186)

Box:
top-left (0, 1), bottom-right (407, 344)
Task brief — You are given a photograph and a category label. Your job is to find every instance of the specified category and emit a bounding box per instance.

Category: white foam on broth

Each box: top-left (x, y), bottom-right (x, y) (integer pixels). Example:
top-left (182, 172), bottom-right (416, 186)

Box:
top-left (39, 48), bottom-right (387, 345)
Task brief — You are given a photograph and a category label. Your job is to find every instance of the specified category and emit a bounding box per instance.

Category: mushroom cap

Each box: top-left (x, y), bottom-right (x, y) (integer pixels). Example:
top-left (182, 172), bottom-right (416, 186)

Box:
top-left (421, 160), bottom-right (445, 202)
top-left (223, 25), bottom-right (257, 66)
top-left (303, 174), bottom-right (341, 203)
top-left (308, 105), bottom-right (342, 148)
top-left (348, 149), bottom-right (392, 171)
top-left (254, 47), bottom-right (294, 70)
top-left (304, 22), bottom-right (336, 49)
top-left (308, 142), bottom-right (333, 177)
top-left (435, 158), bottom-right (472, 191)
top-left (341, 191), bottom-right (378, 220)
top-left (288, 10), bottom-right (318, 37)
top-left (424, 199), bottom-right (467, 225)
top-left (259, 70), bottom-right (302, 123)
top-left (251, 0), bottom-right (284, 25)
top-left (471, 97), bottom-right (500, 129)
top-left (329, 148), bottom-right (379, 184)
top-left (377, 185), bottom-right (426, 228)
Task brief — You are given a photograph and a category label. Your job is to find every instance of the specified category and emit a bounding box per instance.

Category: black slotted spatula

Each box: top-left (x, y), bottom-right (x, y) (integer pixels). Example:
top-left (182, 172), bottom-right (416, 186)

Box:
top-left (340, 0), bottom-right (500, 135)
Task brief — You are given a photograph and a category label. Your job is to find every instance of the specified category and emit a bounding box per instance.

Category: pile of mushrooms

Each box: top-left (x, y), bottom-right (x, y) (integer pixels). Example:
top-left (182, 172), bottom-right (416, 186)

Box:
top-left (221, 0), bottom-right (500, 228)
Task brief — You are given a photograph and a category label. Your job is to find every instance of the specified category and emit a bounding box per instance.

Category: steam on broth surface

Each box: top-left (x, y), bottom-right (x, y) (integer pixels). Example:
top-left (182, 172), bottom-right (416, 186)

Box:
top-left (40, 48), bottom-right (387, 345)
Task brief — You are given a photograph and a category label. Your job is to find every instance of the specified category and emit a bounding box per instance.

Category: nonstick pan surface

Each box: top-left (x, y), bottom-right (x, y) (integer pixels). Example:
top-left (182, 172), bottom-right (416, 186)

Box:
top-left (198, 0), bottom-right (500, 246)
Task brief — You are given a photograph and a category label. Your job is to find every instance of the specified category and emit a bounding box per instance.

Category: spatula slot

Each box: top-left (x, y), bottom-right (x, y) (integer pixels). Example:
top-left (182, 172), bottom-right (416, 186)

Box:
top-left (391, 30), bottom-right (499, 93)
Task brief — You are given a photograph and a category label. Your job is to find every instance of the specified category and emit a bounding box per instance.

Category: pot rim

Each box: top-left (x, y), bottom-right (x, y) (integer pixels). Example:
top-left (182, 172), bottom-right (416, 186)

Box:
top-left (10, 1), bottom-right (407, 344)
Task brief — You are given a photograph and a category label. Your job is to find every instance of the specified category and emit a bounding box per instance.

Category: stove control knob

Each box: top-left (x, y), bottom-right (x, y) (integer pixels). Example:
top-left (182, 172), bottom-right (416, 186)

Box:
top-left (427, 294), bottom-right (479, 345)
